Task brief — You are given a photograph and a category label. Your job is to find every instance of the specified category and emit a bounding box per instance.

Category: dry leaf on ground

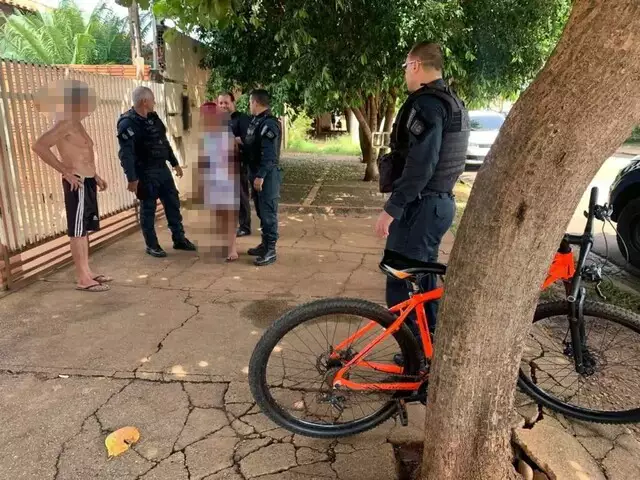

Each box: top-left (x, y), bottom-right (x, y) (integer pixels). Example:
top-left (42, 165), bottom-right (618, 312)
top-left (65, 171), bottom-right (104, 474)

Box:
top-left (105, 426), bottom-right (140, 458)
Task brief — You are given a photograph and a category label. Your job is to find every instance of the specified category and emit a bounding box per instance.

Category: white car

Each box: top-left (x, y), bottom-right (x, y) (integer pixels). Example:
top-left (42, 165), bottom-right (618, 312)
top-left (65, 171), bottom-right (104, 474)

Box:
top-left (466, 110), bottom-right (506, 167)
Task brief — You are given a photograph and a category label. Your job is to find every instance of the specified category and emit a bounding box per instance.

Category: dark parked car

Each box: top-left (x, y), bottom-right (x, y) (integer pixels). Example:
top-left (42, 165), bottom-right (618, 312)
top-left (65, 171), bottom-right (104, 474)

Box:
top-left (609, 155), bottom-right (640, 268)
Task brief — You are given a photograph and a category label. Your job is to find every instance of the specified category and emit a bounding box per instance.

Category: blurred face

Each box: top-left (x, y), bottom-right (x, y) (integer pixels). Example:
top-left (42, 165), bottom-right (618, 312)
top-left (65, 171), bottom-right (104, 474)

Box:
top-left (67, 86), bottom-right (93, 120)
top-left (70, 98), bottom-right (90, 120)
top-left (217, 95), bottom-right (235, 113)
top-left (403, 54), bottom-right (423, 93)
top-left (201, 110), bottom-right (221, 129)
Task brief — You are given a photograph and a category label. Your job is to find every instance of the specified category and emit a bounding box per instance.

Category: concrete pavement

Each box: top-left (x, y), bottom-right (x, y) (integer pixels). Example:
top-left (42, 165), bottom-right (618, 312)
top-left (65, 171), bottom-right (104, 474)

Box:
top-left (2, 174), bottom-right (640, 479)
top-left (0, 212), bottom-right (453, 480)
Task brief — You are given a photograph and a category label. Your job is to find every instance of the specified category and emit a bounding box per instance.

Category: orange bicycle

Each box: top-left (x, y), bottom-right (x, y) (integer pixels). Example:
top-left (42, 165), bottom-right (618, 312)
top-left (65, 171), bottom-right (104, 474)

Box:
top-left (249, 187), bottom-right (640, 437)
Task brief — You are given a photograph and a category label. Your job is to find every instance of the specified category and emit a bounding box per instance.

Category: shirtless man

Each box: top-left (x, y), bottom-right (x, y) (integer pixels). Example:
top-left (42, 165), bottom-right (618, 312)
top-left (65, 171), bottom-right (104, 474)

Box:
top-left (32, 80), bottom-right (111, 292)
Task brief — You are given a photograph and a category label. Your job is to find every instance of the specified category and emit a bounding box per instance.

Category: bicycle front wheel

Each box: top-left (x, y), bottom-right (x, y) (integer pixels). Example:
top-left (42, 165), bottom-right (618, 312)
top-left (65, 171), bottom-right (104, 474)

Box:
top-left (519, 301), bottom-right (640, 423)
top-left (248, 298), bottom-right (422, 438)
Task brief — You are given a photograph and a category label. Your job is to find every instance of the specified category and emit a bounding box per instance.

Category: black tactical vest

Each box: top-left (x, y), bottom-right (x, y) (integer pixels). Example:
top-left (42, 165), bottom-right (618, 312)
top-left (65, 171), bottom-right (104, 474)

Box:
top-left (386, 82), bottom-right (470, 193)
top-left (119, 109), bottom-right (172, 170)
top-left (245, 112), bottom-right (281, 167)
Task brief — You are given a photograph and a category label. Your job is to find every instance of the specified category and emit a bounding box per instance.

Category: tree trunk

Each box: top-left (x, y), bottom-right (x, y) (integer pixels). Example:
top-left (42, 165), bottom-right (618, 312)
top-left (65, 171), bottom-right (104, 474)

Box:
top-left (345, 107), bottom-right (352, 133)
top-left (421, 2), bottom-right (640, 479)
top-left (353, 103), bottom-right (379, 181)
top-left (129, 5), bottom-right (143, 55)
top-left (383, 92), bottom-right (397, 133)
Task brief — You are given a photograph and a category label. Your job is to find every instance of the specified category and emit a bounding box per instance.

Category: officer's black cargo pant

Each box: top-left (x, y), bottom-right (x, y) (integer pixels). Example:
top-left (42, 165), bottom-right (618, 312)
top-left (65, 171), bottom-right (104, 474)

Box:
top-left (249, 168), bottom-right (281, 246)
top-left (385, 192), bottom-right (456, 338)
top-left (138, 166), bottom-right (186, 249)
top-left (238, 162), bottom-right (252, 233)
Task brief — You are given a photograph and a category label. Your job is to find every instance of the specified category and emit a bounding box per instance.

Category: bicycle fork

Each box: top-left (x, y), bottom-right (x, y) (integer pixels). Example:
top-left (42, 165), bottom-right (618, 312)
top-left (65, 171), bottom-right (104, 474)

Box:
top-left (567, 285), bottom-right (589, 374)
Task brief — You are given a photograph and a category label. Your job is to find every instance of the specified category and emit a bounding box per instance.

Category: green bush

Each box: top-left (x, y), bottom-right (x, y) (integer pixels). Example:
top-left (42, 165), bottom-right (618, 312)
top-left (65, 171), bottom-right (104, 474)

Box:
top-left (286, 112), bottom-right (360, 155)
top-left (629, 126), bottom-right (640, 143)
top-left (287, 111), bottom-right (313, 146)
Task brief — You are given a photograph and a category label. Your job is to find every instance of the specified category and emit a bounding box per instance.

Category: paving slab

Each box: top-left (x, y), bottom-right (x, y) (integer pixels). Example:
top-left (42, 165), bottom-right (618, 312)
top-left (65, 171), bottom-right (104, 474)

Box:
top-left (513, 418), bottom-right (606, 480)
top-left (602, 433), bottom-right (640, 480)
top-left (239, 443), bottom-right (297, 478)
top-left (0, 374), bottom-right (128, 480)
top-left (0, 211), bottom-right (457, 480)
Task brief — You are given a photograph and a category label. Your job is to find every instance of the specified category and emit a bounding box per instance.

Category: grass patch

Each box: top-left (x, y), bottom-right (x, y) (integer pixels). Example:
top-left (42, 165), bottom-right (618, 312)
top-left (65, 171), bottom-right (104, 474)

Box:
top-left (287, 135), bottom-right (361, 156)
top-left (586, 281), bottom-right (640, 314)
top-left (450, 181), bottom-right (472, 236)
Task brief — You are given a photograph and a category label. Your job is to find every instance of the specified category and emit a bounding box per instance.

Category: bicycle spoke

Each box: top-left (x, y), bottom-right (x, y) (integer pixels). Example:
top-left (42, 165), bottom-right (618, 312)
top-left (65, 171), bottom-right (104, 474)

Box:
top-left (261, 310), bottom-right (414, 427)
top-left (522, 308), bottom-right (640, 415)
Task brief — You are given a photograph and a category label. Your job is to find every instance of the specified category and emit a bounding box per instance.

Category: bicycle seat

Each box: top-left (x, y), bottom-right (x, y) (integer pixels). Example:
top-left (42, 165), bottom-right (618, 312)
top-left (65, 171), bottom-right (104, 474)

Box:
top-left (379, 262), bottom-right (447, 281)
top-left (378, 249), bottom-right (447, 281)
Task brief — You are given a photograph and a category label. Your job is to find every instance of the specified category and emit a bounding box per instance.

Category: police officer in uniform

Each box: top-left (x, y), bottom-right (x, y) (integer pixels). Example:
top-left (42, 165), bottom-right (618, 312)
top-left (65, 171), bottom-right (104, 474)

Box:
top-left (117, 86), bottom-right (196, 257)
top-left (375, 42), bottom-right (470, 340)
top-left (217, 92), bottom-right (252, 237)
top-left (244, 89), bottom-right (282, 266)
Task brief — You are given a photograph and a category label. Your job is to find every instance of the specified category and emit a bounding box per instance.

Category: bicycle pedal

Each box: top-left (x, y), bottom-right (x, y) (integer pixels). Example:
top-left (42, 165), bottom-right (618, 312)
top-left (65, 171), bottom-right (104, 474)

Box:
top-left (395, 399), bottom-right (408, 427)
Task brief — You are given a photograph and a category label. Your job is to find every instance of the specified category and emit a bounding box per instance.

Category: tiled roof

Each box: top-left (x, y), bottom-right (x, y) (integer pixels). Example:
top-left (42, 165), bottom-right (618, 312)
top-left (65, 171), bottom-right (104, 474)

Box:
top-left (0, 0), bottom-right (53, 13)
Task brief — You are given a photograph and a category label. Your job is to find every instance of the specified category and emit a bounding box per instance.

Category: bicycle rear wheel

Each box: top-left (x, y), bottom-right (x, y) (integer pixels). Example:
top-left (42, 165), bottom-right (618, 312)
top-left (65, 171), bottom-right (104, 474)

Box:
top-left (519, 301), bottom-right (640, 423)
top-left (248, 298), bottom-right (422, 438)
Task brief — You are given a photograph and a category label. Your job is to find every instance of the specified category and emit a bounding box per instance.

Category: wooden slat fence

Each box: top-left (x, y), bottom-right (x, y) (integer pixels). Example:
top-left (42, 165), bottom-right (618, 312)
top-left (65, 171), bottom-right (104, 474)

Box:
top-left (0, 60), bottom-right (167, 291)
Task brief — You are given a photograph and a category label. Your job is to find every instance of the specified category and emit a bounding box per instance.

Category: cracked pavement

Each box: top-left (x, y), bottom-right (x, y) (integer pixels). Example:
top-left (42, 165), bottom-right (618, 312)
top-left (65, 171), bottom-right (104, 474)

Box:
top-left (513, 392), bottom-right (640, 479)
top-left (0, 213), bottom-right (452, 480)
top-left (4, 210), bottom-right (636, 479)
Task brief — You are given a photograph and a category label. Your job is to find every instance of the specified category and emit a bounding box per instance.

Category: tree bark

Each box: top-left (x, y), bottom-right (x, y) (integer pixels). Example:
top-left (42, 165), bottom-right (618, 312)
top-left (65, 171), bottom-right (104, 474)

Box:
top-left (353, 103), bottom-right (379, 180)
top-left (128, 1), bottom-right (143, 79)
top-left (383, 92), bottom-right (397, 133)
top-left (421, 2), bottom-right (640, 479)
top-left (344, 107), bottom-right (352, 133)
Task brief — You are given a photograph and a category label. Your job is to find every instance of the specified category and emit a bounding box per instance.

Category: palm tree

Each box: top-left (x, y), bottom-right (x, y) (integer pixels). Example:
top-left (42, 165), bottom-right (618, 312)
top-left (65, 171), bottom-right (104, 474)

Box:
top-left (0, 0), bottom-right (136, 65)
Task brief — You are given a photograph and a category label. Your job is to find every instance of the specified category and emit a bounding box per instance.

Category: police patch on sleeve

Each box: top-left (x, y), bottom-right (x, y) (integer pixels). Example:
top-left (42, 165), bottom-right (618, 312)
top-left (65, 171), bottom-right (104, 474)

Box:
top-left (409, 118), bottom-right (426, 136)
top-left (261, 124), bottom-right (276, 140)
top-left (127, 127), bottom-right (135, 136)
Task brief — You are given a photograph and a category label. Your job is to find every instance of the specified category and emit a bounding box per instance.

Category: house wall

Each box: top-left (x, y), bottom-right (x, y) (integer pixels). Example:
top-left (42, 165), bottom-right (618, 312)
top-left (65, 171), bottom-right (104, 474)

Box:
top-left (158, 26), bottom-right (210, 195)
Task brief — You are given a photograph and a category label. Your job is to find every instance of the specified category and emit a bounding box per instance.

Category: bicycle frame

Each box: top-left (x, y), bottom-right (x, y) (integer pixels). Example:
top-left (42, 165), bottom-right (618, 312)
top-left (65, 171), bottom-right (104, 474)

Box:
top-left (330, 186), bottom-right (603, 392)
top-left (332, 287), bottom-right (442, 391)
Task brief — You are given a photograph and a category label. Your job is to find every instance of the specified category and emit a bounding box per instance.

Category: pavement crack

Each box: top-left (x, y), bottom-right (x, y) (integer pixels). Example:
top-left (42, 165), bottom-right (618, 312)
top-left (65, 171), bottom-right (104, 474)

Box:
top-left (54, 379), bottom-right (134, 479)
top-left (599, 430), bottom-right (628, 467)
top-left (291, 229), bottom-right (309, 248)
top-left (135, 291), bottom-right (199, 373)
top-left (340, 254), bottom-right (366, 295)
top-left (171, 383), bottom-right (193, 453)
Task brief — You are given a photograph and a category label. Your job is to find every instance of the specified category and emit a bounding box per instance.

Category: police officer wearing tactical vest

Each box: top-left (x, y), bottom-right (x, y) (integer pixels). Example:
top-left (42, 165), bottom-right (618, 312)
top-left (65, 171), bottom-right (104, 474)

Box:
top-left (375, 42), bottom-right (470, 340)
top-left (117, 86), bottom-right (196, 258)
top-left (244, 89), bottom-right (282, 266)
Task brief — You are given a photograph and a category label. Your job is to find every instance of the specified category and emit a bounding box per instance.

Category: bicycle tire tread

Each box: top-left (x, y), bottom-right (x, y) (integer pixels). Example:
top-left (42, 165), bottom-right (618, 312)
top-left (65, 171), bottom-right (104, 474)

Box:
top-left (519, 300), bottom-right (640, 424)
top-left (249, 297), bottom-right (421, 438)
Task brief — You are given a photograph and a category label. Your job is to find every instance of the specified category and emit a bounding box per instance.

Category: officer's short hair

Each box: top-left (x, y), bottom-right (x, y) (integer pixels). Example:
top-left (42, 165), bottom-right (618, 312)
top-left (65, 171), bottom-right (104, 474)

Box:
top-left (132, 86), bottom-right (154, 106)
top-left (250, 89), bottom-right (270, 108)
top-left (409, 42), bottom-right (443, 72)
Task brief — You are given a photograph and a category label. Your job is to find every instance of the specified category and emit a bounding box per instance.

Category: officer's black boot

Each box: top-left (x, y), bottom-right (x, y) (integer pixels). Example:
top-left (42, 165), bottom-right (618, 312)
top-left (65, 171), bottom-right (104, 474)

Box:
top-left (173, 238), bottom-right (197, 251)
top-left (146, 245), bottom-right (167, 258)
top-left (254, 242), bottom-right (277, 266)
top-left (247, 243), bottom-right (266, 256)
